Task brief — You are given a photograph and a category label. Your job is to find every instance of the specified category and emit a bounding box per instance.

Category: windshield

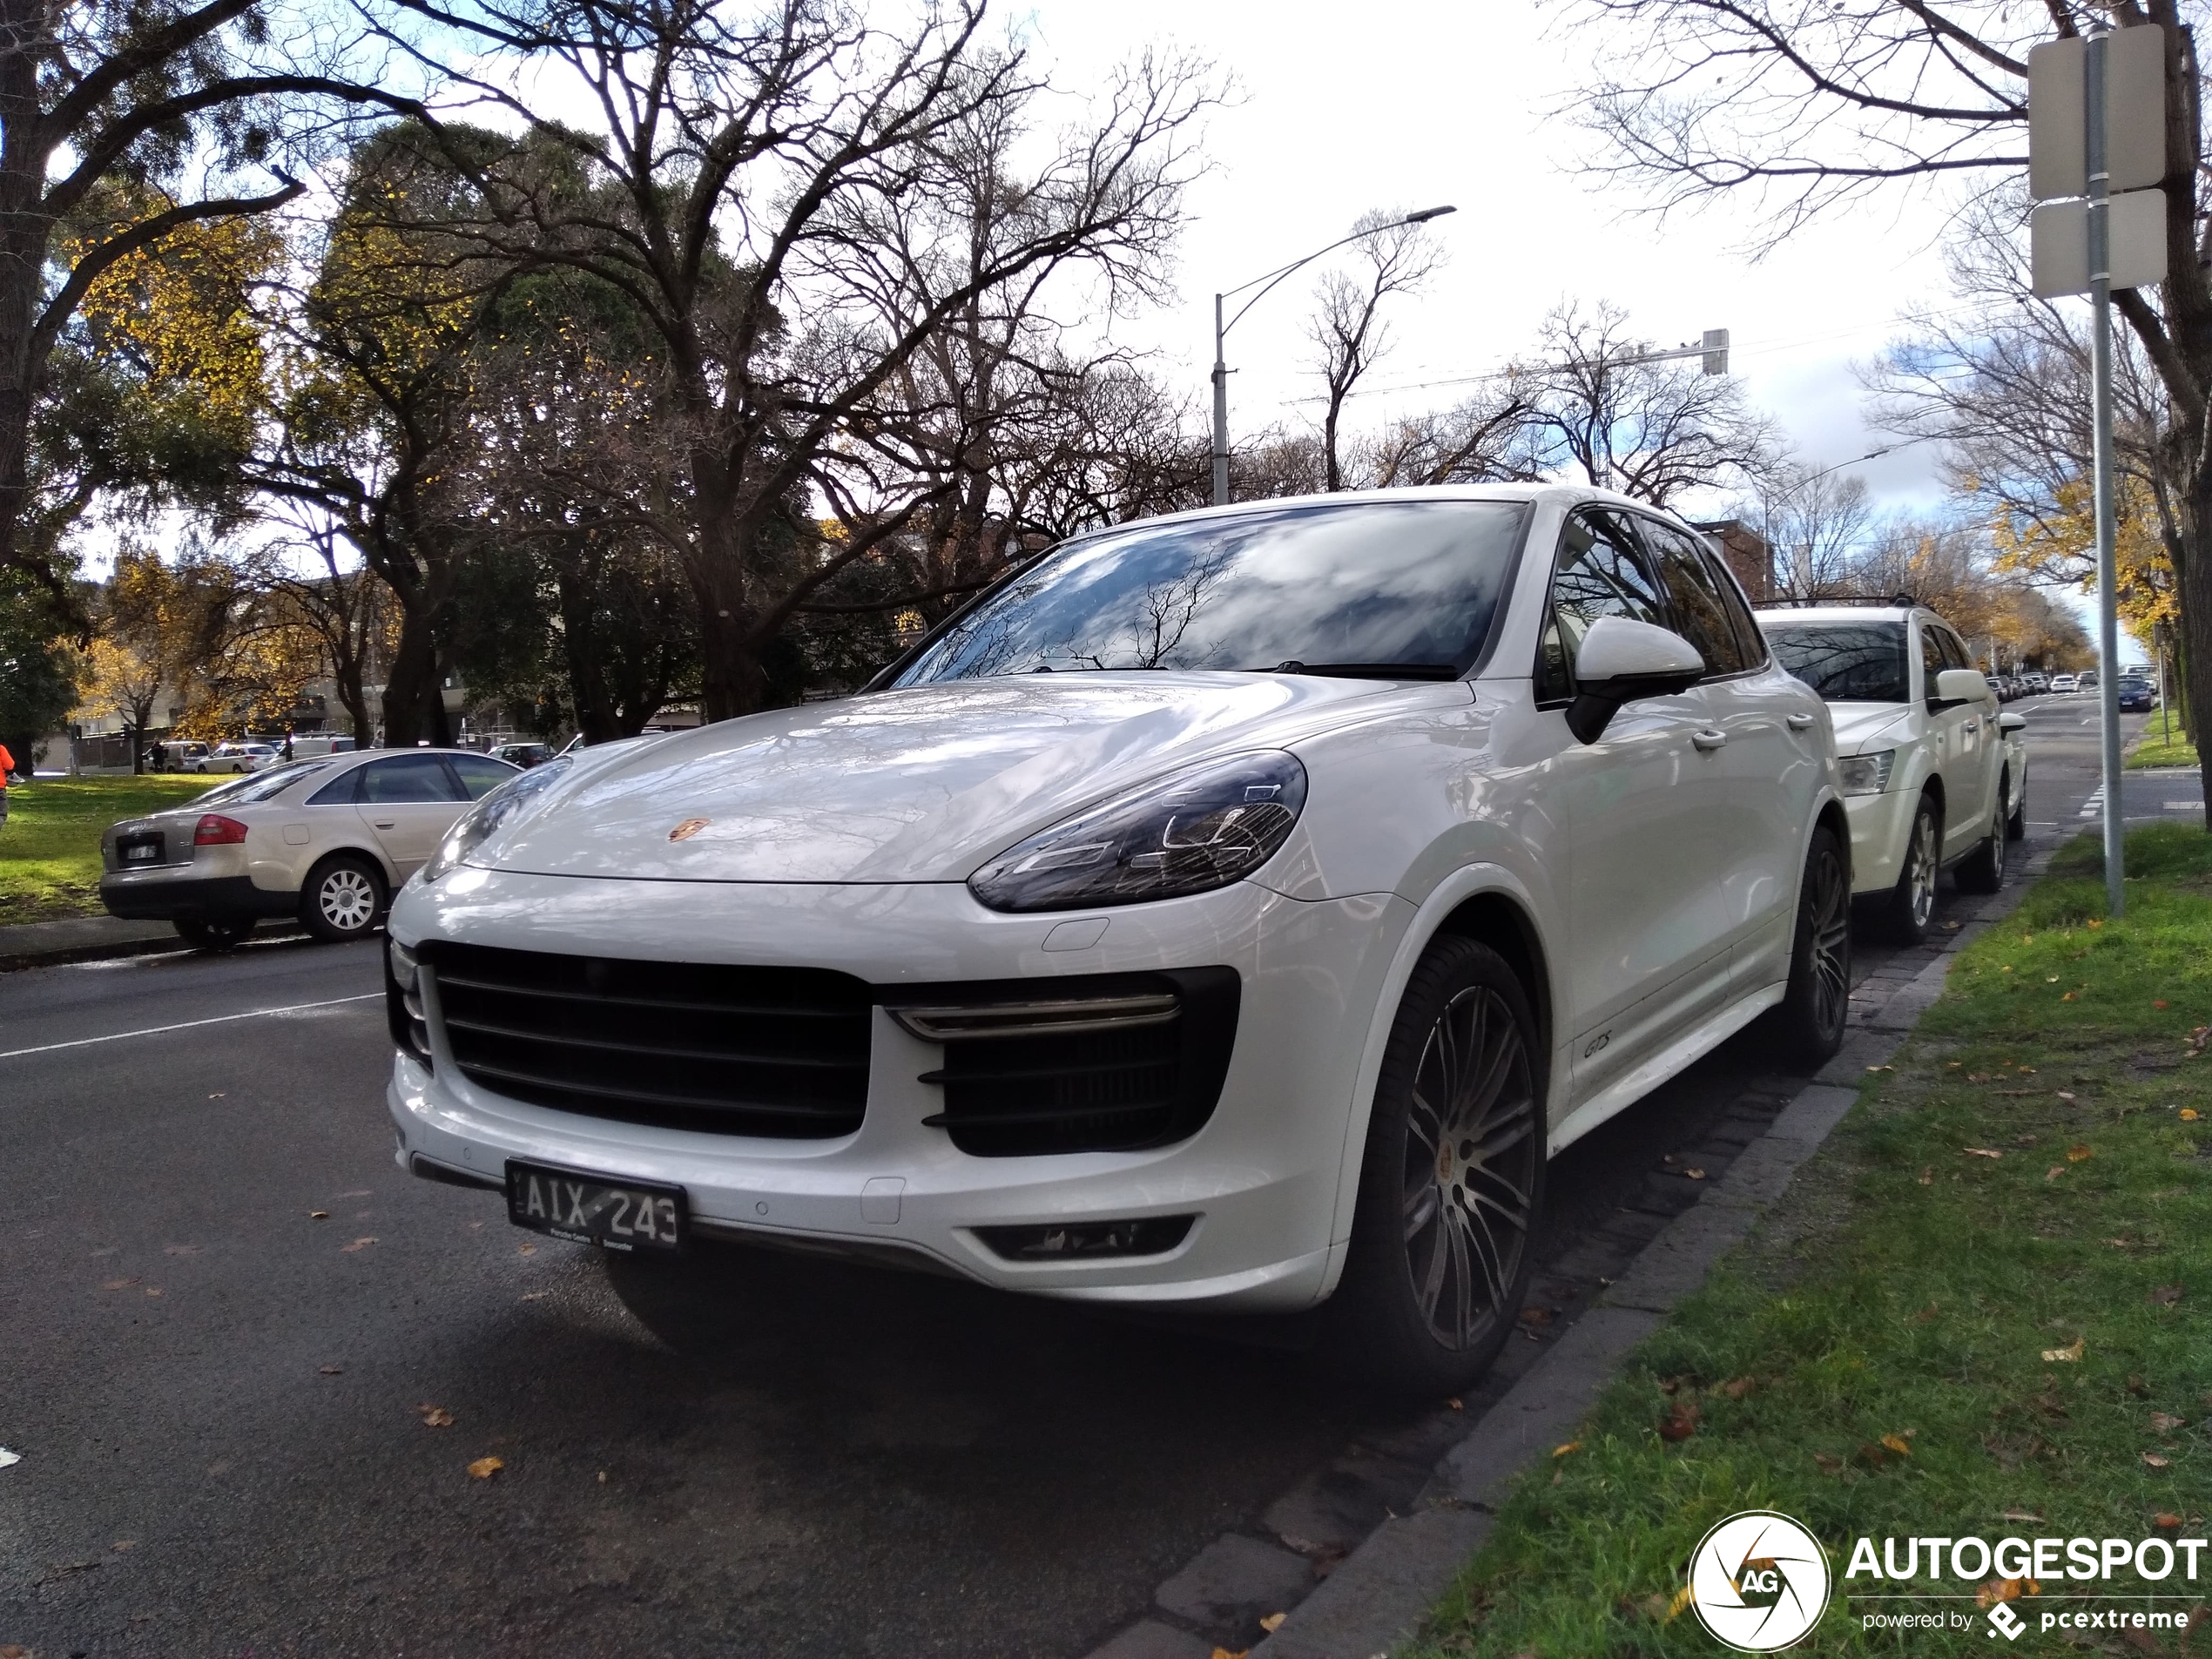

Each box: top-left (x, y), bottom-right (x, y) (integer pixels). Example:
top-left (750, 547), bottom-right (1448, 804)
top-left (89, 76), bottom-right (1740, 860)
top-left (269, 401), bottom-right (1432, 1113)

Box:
top-left (1762, 621), bottom-right (1912, 703)
top-left (190, 760), bottom-right (334, 806)
top-left (891, 501), bottom-right (1528, 685)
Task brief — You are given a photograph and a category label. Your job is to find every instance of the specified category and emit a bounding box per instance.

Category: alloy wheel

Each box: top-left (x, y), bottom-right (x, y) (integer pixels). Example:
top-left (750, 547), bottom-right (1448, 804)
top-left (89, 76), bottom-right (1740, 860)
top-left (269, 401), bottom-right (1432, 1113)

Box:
top-left (1399, 985), bottom-right (1538, 1351)
top-left (1807, 841), bottom-right (1851, 1037)
top-left (319, 868), bottom-right (378, 933)
top-left (1907, 810), bottom-right (1938, 930)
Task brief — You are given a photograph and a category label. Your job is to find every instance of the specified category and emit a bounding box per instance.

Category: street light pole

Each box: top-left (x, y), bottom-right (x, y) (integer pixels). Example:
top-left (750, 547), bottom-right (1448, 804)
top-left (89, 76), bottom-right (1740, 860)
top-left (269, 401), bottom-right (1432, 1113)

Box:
top-left (1209, 205), bottom-right (1456, 507)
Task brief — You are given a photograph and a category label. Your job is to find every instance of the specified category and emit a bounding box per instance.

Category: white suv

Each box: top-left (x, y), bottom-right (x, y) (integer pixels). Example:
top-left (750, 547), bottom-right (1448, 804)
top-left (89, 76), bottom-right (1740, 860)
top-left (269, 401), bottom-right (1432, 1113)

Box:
top-left (386, 487), bottom-right (1847, 1393)
top-left (1758, 604), bottom-right (2022, 942)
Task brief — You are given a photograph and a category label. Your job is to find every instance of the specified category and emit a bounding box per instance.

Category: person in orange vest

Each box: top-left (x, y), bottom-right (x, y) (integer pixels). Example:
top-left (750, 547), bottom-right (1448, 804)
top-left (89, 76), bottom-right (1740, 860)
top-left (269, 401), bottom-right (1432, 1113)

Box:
top-left (0, 739), bottom-right (15, 828)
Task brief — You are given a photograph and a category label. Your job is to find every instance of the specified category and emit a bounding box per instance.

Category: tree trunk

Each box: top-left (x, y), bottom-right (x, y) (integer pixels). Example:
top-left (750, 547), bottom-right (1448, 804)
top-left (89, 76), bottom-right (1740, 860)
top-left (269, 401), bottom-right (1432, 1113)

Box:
top-left (2176, 489), bottom-right (2212, 829)
top-left (380, 603), bottom-right (443, 747)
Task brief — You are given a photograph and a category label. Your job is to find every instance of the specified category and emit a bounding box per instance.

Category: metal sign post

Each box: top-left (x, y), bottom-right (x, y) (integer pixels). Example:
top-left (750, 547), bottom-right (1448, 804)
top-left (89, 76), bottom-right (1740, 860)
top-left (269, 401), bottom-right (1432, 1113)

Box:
top-left (2031, 23), bottom-right (2168, 919)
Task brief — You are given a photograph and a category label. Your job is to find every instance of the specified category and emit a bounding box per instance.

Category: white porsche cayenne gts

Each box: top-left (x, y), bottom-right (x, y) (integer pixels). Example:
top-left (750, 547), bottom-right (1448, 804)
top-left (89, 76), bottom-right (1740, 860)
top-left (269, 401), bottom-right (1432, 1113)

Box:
top-left (386, 485), bottom-right (1850, 1393)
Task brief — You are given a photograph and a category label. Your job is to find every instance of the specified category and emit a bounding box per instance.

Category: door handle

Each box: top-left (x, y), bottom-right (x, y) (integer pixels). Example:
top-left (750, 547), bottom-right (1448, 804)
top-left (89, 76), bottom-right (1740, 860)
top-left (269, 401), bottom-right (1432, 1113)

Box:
top-left (1785, 712), bottom-right (1816, 732)
top-left (1691, 729), bottom-right (1728, 752)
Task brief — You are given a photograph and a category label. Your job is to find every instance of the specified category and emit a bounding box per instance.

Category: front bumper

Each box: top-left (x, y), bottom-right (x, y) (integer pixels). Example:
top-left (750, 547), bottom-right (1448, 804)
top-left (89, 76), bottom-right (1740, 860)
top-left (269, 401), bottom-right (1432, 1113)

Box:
top-left (1841, 786), bottom-right (1920, 897)
top-left (385, 867), bottom-right (1411, 1312)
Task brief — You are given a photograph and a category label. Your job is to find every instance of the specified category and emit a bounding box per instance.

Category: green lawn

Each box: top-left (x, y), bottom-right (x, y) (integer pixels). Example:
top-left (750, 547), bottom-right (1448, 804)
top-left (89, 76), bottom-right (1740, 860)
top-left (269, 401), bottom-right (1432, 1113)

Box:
top-left (1408, 823), bottom-right (2212, 1657)
top-left (2128, 710), bottom-right (2196, 771)
top-left (0, 774), bottom-right (217, 925)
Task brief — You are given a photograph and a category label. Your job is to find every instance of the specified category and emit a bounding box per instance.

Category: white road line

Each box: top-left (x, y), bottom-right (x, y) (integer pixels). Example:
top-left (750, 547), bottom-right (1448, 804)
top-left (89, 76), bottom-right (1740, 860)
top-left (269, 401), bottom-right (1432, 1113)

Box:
top-left (0, 993), bottom-right (381, 1062)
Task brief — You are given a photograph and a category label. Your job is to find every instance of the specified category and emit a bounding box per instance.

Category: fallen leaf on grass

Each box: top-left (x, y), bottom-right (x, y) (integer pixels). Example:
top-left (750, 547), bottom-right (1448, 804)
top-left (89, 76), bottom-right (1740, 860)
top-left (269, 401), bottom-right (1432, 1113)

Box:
top-left (2151, 1413), bottom-right (2188, 1433)
top-left (2145, 1453), bottom-right (2172, 1469)
top-left (340, 1237), bottom-right (377, 1253)
top-left (420, 1407), bottom-right (455, 1428)
top-left (2042, 1338), bottom-right (2086, 1363)
top-left (1258, 1613), bottom-right (1287, 1634)
top-left (317, 1365), bottom-right (341, 1376)
top-left (467, 1456), bottom-right (504, 1480)
top-left (2150, 1285), bottom-right (2185, 1305)
top-left (2067, 1144), bottom-right (2095, 1162)
top-left (1964, 1147), bottom-right (2004, 1159)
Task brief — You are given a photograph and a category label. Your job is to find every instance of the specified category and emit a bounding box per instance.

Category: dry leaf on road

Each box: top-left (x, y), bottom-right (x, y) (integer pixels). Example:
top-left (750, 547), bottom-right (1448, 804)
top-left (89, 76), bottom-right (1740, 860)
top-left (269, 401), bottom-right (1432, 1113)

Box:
top-left (2042, 1338), bottom-right (2087, 1363)
top-left (467, 1456), bottom-right (504, 1480)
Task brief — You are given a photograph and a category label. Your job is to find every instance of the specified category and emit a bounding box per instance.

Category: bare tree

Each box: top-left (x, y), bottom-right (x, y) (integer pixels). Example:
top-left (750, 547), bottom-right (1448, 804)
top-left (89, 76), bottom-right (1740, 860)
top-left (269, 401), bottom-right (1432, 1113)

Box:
top-left (1305, 211), bottom-right (1445, 490)
top-left (1566, 0), bottom-right (2212, 812)
top-left (1521, 302), bottom-right (1780, 505)
top-left (389, 0), bottom-right (1217, 720)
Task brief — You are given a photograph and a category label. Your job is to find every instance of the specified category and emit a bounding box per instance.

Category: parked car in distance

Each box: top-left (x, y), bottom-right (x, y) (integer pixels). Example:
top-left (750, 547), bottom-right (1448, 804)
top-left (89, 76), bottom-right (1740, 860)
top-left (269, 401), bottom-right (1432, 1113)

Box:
top-left (489, 741), bottom-right (555, 769)
top-left (2050, 673), bottom-right (2079, 693)
top-left (1759, 603), bottom-right (2016, 945)
top-left (387, 484), bottom-right (1853, 1396)
top-left (2117, 677), bottom-right (2157, 712)
top-left (100, 749), bottom-right (521, 949)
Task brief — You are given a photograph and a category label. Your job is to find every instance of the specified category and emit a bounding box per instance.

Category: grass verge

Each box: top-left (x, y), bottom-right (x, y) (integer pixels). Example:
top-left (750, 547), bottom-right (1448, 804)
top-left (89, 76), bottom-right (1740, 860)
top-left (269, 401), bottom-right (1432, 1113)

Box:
top-left (0, 774), bottom-right (213, 924)
top-left (2128, 715), bottom-right (2197, 772)
top-left (1407, 822), bottom-right (2212, 1657)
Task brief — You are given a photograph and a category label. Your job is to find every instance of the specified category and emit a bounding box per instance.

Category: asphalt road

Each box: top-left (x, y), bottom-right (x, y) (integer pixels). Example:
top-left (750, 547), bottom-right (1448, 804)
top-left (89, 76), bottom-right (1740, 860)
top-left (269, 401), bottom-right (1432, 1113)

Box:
top-left (0, 697), bottom-right (2188, 1658)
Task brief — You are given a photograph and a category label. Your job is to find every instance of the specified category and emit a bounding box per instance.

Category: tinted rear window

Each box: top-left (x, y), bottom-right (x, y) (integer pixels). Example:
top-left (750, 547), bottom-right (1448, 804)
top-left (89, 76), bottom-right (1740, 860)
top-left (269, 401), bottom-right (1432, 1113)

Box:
top-left (1762, 621), bottom-right (1912, 703)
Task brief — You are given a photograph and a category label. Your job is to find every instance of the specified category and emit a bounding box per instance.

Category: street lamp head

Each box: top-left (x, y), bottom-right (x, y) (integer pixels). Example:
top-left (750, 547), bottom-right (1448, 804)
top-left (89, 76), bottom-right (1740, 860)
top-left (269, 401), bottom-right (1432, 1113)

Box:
top-left (1402, 205), bottom-right (1457, 224)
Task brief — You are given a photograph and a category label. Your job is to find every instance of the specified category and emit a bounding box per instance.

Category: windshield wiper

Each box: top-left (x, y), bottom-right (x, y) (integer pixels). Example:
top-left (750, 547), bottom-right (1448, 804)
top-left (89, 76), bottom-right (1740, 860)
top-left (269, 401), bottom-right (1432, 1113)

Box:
top-left (1262, 661), bottom-right (1460, 682)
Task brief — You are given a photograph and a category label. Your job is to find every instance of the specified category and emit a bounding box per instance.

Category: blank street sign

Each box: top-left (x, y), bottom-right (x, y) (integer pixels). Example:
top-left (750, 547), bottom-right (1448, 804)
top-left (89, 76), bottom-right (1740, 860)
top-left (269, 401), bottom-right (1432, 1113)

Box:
top-left (2029, 26), bottom-right (2168, 200)
top-left (2031, 189), bottom-right (2168, 296)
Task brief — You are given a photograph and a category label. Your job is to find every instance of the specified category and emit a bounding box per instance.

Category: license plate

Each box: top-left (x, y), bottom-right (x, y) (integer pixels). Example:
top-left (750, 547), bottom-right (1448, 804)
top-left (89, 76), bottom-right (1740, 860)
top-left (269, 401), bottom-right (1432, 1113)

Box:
top-left (504, 1161), bottom-right (686, 1254)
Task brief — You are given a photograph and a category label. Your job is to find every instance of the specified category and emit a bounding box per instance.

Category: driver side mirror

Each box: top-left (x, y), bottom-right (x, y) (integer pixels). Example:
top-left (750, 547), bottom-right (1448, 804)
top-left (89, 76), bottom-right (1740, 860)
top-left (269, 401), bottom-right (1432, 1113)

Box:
top-left (1565, 616), bottom-right (1707, 745)
top-left (1932, 667), bottom-right (1990, 707)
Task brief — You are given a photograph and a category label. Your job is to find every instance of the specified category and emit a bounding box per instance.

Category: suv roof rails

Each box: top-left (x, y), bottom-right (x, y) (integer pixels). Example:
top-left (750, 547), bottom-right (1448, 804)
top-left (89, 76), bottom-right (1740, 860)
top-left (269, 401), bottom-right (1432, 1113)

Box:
top-left (1750, 592), bottom-right (1918, 610)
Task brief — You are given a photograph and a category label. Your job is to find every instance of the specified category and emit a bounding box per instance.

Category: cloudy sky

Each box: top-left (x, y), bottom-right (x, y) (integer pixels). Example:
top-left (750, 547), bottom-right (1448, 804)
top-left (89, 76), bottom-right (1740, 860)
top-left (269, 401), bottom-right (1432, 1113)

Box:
top-left (1022, 0), bottom-right (1986, 519)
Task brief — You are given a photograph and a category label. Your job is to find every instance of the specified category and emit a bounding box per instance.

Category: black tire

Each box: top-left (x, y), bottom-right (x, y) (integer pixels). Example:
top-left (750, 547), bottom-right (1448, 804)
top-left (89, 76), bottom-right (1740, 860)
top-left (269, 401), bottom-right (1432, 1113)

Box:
top-left (173, 916), bottom-right (253, 951)
top-left (1764, 823), bottom-right (1851, 1066)
top-left (1955, 793), bottom-right (2008, 894)
top-left (2006, 771), bottom-right (2027, 841)
top-left (299, 853), bottom-right (387, 943)
top-left (1880, 793), bottom-right (1941, 944)
top-left (1324, 936), bottom-right (1545, 1399)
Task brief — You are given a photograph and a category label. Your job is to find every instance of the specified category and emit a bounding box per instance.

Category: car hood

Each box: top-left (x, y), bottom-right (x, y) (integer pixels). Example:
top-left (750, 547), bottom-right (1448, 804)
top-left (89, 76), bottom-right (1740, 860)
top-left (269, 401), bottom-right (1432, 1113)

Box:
top-left (482, 673), bottom-right (1463, 884)
top-left (1826, 702), bottom-right (1916, 754)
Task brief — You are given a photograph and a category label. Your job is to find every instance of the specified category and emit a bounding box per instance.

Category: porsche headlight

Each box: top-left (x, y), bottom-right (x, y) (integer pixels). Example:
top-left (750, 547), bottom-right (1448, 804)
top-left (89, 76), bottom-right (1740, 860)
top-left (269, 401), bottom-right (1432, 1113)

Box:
top-left (419, 755), bottom-right (574, 884)
top-left (1838, 749), bottom-right (1896, 798)
top-left (969, 752), bottom-right (1307, 913)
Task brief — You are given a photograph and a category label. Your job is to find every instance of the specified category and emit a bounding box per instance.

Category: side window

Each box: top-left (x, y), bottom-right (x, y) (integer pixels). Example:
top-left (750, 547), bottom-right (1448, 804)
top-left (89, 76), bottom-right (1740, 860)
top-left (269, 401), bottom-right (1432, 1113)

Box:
top-left (1919, 624), bottom-right (1946, 704)
top-left (1536, 509), bottom-right (1669, 702)
top-left (357, 754), bottom-right (468, 804)
top-left (448, 755), bottom-right (521, 800)
top-left (307, 766), bottom-right (363, 806)
top-left (1700, 544), bottom-right (1768, 669)
top-left (1640, 520), bottom-right (1746, 677)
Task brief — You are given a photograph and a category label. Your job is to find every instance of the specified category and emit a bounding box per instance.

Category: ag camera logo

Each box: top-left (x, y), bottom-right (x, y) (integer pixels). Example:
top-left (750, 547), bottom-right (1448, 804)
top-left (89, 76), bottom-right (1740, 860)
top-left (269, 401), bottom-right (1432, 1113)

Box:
top-left (1688, 1511), bottom-right (1831, 1651)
